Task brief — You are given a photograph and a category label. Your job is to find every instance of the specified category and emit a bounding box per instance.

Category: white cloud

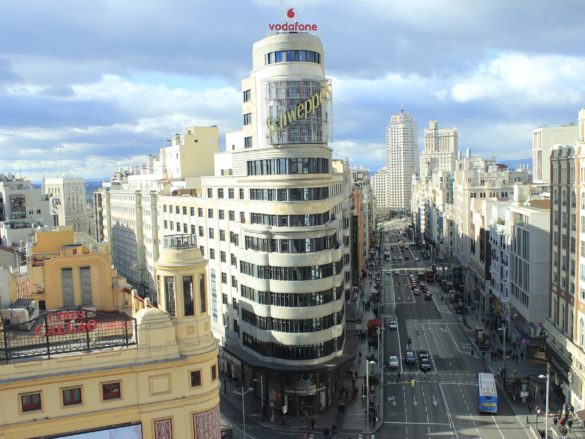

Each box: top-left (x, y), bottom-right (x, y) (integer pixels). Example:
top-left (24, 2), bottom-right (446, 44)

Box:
top-left (451, 53), bottom-right (585, 106)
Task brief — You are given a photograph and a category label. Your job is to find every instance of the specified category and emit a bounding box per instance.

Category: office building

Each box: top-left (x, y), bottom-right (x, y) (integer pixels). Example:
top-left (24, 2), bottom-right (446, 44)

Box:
top-left (43, 177), bottom-right (90, 234)
top-left (420, 120), bottom-right (458, 178)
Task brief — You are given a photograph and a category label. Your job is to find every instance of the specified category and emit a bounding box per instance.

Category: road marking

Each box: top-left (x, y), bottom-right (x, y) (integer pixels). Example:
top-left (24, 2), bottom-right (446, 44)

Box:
top-left (439, 383), bottom-right (458, 438)
top-left (432, 394), bottom-right (438, 407)
top-left (457, 384), bottom-right (481, 437)
top-left (383, 421), bottom-right (451, 426)
top-left (491, 415), bottom-right (506, 439)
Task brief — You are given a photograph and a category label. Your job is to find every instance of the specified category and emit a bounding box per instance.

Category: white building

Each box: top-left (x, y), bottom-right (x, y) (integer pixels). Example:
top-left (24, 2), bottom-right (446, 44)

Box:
top-left (94, 127), bottom-right (219, 296)
top-left (371, 167), bottom-right (388, 208)
top-left (385, 110), bottom-right (418, 211)
top-left (43, 177), bottom-right (90, 234)
top-left (0, 174), bottom-right (51, 248)
top-left (532, 124), bottom-right (578, 186)
top-left (420, 120), bottom-right (458, 178)
top-left (157, 30), bottom-right (352, 417)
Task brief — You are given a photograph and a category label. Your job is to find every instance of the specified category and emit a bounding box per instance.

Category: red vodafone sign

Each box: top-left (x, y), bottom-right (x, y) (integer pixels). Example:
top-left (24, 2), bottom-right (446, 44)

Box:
top-left (269, 8), bottom-right (318, 32)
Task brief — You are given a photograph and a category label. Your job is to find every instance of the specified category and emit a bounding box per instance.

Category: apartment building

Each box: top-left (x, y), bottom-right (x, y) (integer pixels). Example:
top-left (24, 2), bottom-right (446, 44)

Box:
top-left (532, 124), bottom-right (578, 185)
top-left (0, 174), bottom-right (51, 247)
top-left (94, 127), bottom-right (219, 296)
top-left (546, 109), bottom-right (585, 412)
top-left (371, 166), bottom-right (388, 209)
top-left (0, 229), bottom-right (220, 439)
top-left (420, 120), bottom-right (458, 178)
top-left (43, 177), bottom-right (90, 234)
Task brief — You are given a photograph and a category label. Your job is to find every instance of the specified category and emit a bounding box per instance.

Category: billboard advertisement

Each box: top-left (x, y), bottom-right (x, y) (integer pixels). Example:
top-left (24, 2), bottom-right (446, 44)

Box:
top-left (47, 423), bottom-right (142, 438)
top-left (263, 79), bottom-right (331, 146)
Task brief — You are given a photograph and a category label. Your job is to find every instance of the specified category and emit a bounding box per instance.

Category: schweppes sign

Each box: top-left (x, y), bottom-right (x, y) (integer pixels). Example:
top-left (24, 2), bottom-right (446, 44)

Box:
top-left (266, 84), bottom-right (331, 134)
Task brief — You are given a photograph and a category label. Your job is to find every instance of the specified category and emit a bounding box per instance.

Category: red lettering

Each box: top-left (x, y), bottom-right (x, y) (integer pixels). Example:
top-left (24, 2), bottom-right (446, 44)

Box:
top-left (35, 324), bottom-right (45, 336)
top-left (87, 320), bottom-right (97, 331)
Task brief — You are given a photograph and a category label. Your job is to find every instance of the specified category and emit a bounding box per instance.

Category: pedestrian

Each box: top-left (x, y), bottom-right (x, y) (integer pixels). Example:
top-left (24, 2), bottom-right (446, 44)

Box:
top-left (332, 424), bottom-right (337, 439)
top-left (311, 418), bottom-right (316, 431)
top-left (520, 351), bottom-right (524, 361)
top-left (528, 403), bottom-right (533, 414)
top-left (568, 418), bottom-right (573, 431)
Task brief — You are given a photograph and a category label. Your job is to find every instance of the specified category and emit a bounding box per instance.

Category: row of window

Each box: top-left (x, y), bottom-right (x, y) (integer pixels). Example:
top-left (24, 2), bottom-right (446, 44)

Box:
top-left (250, 211), bottom-right (330, 227)
top-left (241, 308), bottom-right (343, 333)
top-left (266, 50), bottom-right (321, 65)
top-left (247, 158), bottom-right (329, 176)
top-left (249, 187), bottom-right (330, 202)
top-left (20, 382), bottom-right (121, 413)
top-left (239, 260), bottom-right (343, 281)
top-left (240, 284), bottom-right (344, 307)
top-left (242, 331), bottom-right (344, 360)
top-left (20, 365), bottom-right (218, 414)
top-left (244, 234), bottom-right (339, 253)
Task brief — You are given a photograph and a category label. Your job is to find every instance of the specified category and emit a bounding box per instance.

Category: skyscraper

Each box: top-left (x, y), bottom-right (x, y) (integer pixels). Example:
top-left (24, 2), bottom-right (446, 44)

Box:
top-left (385, 109), bottom-right (418, 211)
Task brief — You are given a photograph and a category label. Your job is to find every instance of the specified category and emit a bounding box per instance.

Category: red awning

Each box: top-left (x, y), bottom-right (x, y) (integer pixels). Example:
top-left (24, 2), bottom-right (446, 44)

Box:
top-left (367, 319), bottom-right (382, 330)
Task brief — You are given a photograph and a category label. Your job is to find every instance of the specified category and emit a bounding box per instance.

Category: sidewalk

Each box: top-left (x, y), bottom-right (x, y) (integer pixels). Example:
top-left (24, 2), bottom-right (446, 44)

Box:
top-left (445, 290), bottom-right (585, 439)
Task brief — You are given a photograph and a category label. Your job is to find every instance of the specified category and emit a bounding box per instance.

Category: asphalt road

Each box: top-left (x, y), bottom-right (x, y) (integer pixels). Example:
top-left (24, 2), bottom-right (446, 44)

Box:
top-left (378, 224), bottom-right (535, 439)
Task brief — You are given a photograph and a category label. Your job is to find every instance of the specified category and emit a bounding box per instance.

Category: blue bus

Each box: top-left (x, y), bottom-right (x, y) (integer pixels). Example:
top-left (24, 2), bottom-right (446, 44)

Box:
top-left (478, 373), bottom-right (498, 413)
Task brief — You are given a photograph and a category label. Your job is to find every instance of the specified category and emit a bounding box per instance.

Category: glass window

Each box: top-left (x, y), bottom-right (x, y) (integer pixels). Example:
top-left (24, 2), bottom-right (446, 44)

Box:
top-left (62, 387), bottom-right (82, 406)
top-left (211, 365), bottom-right (217, 380)
top-left (199, 273), bottom-right (206, 313)
top-left (164, 276), bottom-right (176, 317)
top-left (191, 371), bottom-right (201, 387)
top-left (183, 276), bottom-right (194, 316)
top-left (102, 382), bottom-right (121, 400)
top-left (20, 392), bottom-right (42, 412)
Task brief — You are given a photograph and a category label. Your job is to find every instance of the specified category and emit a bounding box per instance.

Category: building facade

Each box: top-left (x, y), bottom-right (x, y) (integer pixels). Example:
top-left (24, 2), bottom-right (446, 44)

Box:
top-left (420, 120), bottom-right (458, 178)
top-left (157, 30), bottom-right (353, 417)
top-left (43, 177), bottom-right (91, 235)
top-left (0, 174), bottom-right (51, 247)
top-left (532, 123), bottom-right (578, 186)
top-left (0, 230), bottom-right (220, 439)
top-left (385, 109), bottom-right (418, 211)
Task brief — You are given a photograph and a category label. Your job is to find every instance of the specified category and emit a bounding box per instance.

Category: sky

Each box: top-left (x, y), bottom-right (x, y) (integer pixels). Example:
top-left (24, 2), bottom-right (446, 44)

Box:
top-left (1, 0), bottom-right (585, 182)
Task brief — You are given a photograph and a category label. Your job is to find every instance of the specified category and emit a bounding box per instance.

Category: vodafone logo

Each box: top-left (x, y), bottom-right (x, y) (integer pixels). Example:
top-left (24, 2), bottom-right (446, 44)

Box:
top-left (269, 8), bottom-right (318, 32)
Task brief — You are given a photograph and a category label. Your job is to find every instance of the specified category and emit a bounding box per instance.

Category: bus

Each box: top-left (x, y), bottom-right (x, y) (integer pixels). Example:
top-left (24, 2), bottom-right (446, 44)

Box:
top-left (425, 268), bottom-right (435, 283)
top-left (477, 373), bottom-right (498, 413)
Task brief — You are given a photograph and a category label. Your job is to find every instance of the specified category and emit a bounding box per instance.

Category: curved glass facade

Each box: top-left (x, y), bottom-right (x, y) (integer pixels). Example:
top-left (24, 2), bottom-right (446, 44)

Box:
top-left (266, 50), bottom-right (321, 65)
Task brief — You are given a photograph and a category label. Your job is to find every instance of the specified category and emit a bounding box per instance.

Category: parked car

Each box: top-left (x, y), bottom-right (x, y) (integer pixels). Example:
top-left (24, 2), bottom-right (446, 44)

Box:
top-left (386, 317), bottom-right (398, 330)
top-left (388, 355), bottom-right (399, 369)
top-left (405, 351), bottom-right (416, 364)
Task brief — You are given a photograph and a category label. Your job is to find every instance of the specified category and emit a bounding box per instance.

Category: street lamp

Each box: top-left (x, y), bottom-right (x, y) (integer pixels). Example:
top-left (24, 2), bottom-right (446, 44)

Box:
top-left (253, 375), bottom-right (264, 419)
top-left (497, 325), bottom-right (507, 379)
top-left (234, 386), bottom-right (254, 439)
top-left (539, 364), bottom-right (550, 439)
top-left (366, 360), bottom-right (377, 434)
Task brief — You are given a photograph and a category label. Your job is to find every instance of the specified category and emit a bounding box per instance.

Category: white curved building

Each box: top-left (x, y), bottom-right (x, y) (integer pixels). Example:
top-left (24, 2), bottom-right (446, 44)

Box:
top-left (197, 30), bottom-right (352, 416)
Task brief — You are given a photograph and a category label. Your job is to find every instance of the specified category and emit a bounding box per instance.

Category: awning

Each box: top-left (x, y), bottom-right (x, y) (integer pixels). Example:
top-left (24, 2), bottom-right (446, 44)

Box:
top-left (367, 319), bottom-right (382, 330)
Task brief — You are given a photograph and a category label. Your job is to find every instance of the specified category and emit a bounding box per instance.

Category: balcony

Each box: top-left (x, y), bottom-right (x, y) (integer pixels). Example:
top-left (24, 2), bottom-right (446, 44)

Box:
top-left (163, 234), bottom-right (196, 249)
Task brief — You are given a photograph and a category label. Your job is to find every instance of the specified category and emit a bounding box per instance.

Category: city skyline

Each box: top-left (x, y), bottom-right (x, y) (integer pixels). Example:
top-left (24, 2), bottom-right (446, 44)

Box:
top-left (2, 0), bottom-right (585, 181)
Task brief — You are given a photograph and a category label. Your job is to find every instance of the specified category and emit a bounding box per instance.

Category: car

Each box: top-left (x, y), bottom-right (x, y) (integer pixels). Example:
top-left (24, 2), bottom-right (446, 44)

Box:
top-left (418, 350), bottom-right (430, 361)
top-left (424, 292), bottom-right (432, 300)
top-left (405, 351), bottom-right (416, 364)
top-left (414, 257), bottom-right (420, 261)
top-left (388, 355), bottom-right (399, 369)
top-left (404, 255), bottom-right (409, 260)
top-left (413, 288), bottom-right (421, 296)
top-left (386, 318), bottom-right (398, 330)
top-left (419, 357), bottom-right (431, 372)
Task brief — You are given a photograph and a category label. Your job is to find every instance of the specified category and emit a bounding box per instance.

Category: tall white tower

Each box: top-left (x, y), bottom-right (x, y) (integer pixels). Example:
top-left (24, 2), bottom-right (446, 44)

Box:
top-left (385, 109), bottom-right (418, 211)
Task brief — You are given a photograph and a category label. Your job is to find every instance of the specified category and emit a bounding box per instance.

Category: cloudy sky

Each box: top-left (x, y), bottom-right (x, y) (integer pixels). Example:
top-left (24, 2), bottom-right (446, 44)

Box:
top-left (1, 0), bottom-right (584, 182)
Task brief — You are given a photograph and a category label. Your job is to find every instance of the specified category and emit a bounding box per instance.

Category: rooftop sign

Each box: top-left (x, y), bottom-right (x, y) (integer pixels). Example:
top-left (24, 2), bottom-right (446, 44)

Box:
top-left (269, 8), bottom-right (318, 32)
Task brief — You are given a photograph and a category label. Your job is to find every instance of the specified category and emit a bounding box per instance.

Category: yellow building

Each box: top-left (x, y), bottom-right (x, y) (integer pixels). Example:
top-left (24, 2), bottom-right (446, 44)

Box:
top-left (0, 230), bottom-right (220, 439)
